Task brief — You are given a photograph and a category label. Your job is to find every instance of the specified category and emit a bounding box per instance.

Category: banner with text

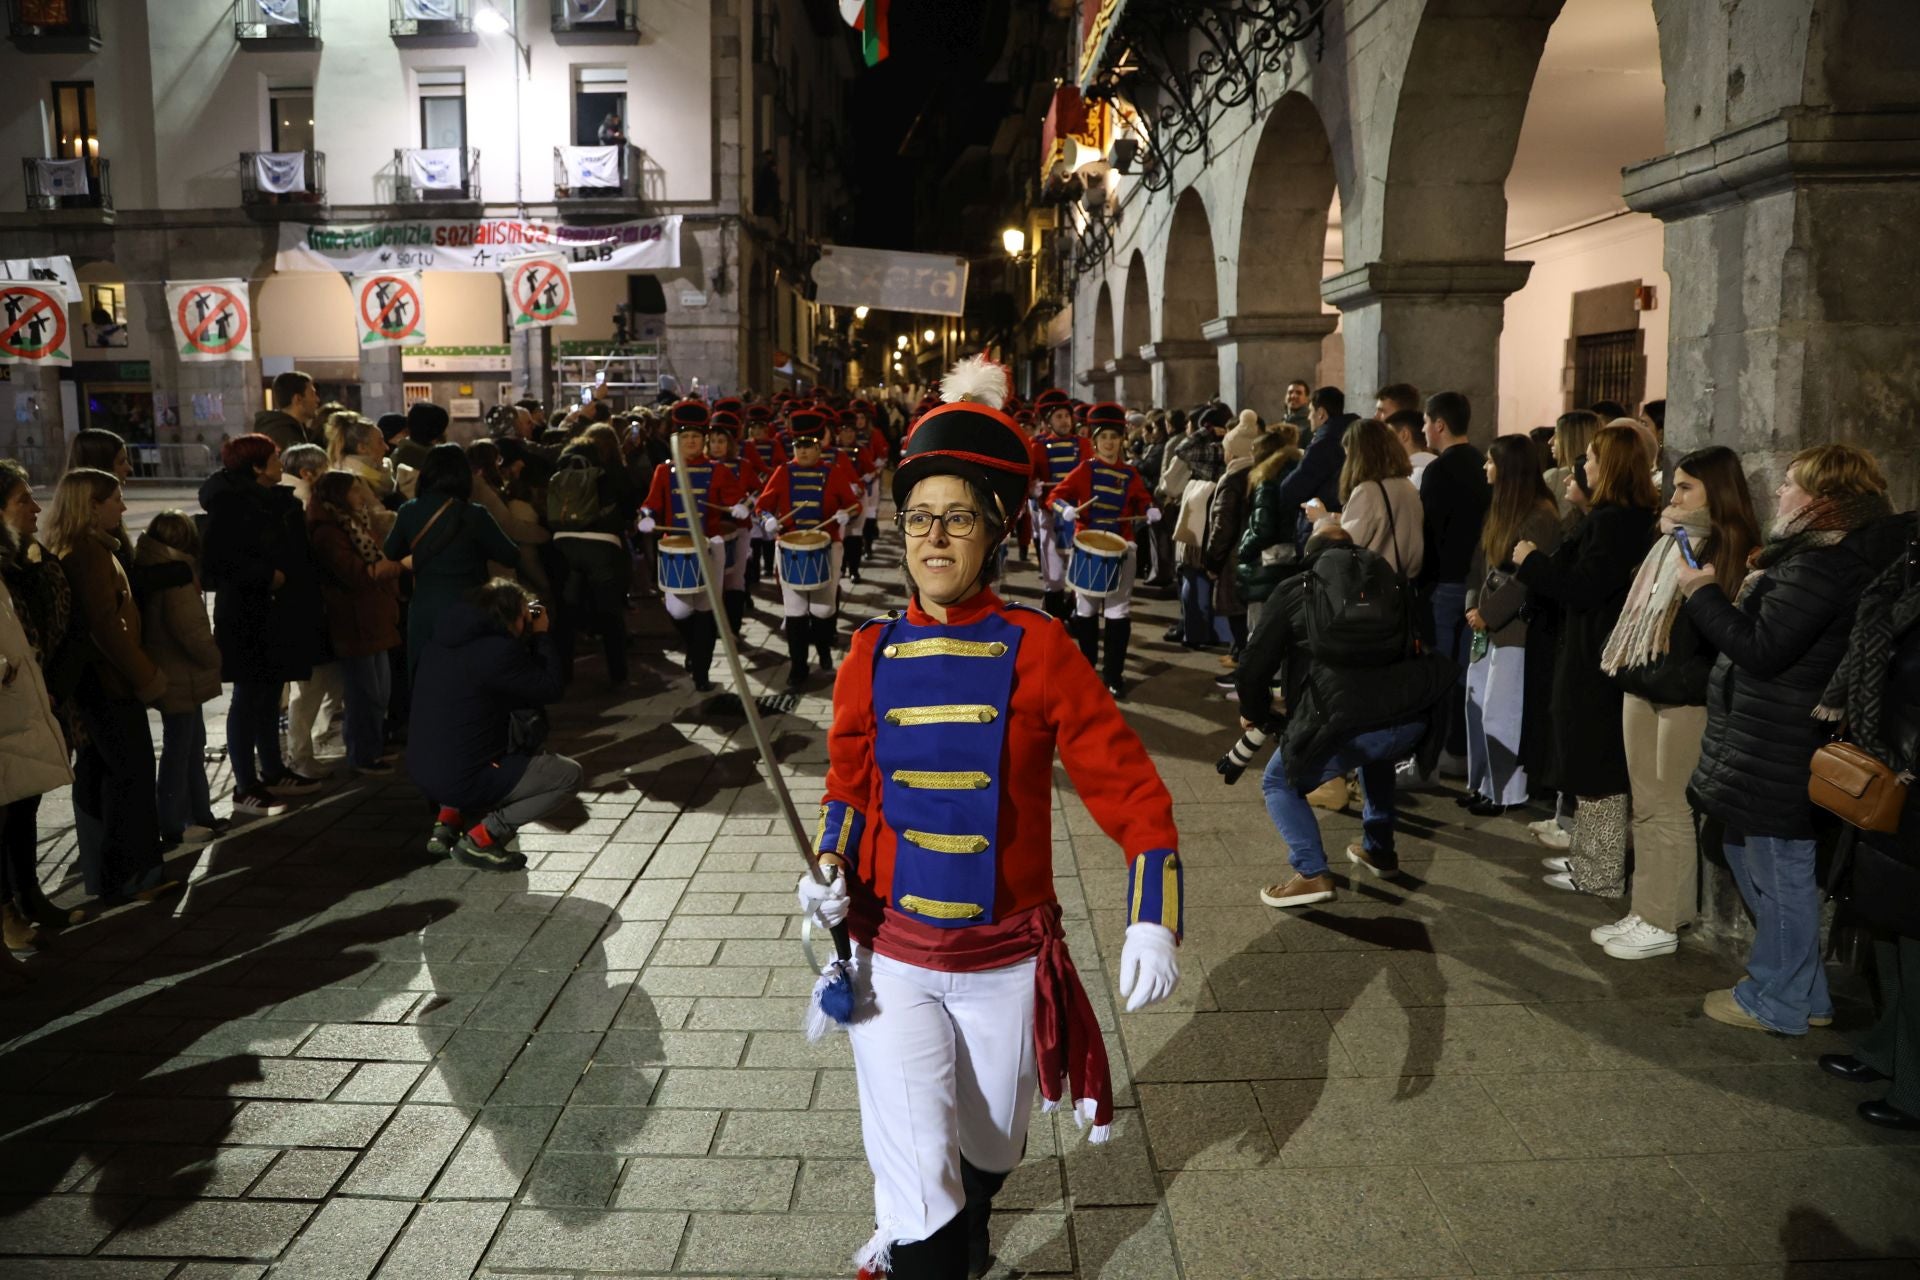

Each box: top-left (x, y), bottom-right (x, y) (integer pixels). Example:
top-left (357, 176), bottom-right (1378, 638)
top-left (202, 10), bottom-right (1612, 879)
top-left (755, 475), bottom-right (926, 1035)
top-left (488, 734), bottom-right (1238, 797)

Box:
top-left (350, 269), bottom-right (428, 349)
top-left (275, 216), bottom-right (681, 275)
top-left (811, 245), bottom-right (969, 318)
top-left (502, 255), bottom-right (577, 330)
top-left (166, 279), bottom-right (255, 363)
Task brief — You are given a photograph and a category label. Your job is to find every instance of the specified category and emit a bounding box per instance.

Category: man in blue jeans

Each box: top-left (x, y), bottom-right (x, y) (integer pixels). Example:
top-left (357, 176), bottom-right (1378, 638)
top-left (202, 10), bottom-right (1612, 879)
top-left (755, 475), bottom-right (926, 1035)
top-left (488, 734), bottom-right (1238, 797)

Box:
top-left (1232, 526), bottom-right (1455, 906)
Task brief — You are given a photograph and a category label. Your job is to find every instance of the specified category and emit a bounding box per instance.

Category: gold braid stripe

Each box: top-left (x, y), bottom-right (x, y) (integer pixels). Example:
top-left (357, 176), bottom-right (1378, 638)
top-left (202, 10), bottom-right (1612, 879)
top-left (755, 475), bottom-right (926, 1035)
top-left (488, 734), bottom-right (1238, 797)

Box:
top-left (891, 770), bottom-right (991, 790)
top-left (899, 895), bottom-right (985, 920)
top-left (881, 639), bottom-right (1009, 659)
top-left (903, 830), bottom-right (990, 854)
top-left (885, 704), bottom-right (1000, 726)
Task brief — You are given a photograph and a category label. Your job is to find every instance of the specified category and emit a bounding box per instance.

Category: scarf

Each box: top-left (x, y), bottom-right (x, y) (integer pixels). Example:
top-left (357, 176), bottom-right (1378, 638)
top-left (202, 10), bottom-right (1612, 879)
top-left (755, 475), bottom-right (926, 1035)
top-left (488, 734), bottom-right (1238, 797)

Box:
top-left (1600, 506), bottom-right (1710, 676)
top-left (1735, 490), bottom-right (1893, 604)
top-left (324, 500), bottom-right (382, 565)
top-left (1816, 529), bottom-right (1920, 768)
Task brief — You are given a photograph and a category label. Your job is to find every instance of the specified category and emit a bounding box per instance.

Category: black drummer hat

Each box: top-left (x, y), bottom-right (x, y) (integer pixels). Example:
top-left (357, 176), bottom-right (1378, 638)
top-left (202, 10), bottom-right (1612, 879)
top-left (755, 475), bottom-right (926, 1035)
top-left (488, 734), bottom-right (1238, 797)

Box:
top-left (712, 395), bottom-right (743, 417)
top-left (1087, 402), bottom-right (1128, 436)
top-left (669, 399), bottom-right (710, 433)
top-left (1033, 388), bottom-right (1069, 415)
top-left (744, 403), bottom-right (772, 424)
top-left (893, 356), bottom-right (1032, 525)
top-left (788, 408), bottom-right (829, 440)
top-left (707, 410), bottom-right (740, 436)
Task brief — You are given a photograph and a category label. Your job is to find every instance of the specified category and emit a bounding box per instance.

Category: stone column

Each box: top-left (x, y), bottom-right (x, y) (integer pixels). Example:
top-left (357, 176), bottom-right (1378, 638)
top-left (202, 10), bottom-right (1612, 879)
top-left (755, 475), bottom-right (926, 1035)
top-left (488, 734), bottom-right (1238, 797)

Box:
top-left (1106, 355), bottom-right (1150, 409)
top-left (1203, 313), bottom-right (1339, 419)
top-left (2, 368), bottom-right (66, 477)
top-left (1321, 261), bottom-right (1533, 441)
top-left (1138, 340), bottom-right (1216, 410)
top-left (1079, 365), bottom-right (1116, 405)
top-left (358, 346), bottom-right (407, 420)
top-left (511, 326), bottom-right (555, 407)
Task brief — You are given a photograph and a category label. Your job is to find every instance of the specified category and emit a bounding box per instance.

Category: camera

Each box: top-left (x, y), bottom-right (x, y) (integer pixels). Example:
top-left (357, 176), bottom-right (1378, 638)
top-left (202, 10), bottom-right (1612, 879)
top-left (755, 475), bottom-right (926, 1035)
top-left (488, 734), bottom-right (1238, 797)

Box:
top-left (1216, 727), bottom-right (1271, 786)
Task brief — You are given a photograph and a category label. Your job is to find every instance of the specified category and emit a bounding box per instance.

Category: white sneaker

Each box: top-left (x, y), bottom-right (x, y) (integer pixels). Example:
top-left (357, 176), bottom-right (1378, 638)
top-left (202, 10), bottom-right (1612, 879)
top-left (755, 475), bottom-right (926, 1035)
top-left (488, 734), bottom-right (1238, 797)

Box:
top-left (1534, 826), bottom-right (1572, 851)
top-left (1589, 912), bottom-right (1642, 945)
top-left (1542, 871), bottom-right (1579, 892)
top-left (1395, 759), bottom-right (1445, 792)
top-left (1542, 855), bottom-right (1572, 874)
top-left (1527, 818), bottom-right (1560, 837)
top-left (1602, 919), bottom-right (1679, 959)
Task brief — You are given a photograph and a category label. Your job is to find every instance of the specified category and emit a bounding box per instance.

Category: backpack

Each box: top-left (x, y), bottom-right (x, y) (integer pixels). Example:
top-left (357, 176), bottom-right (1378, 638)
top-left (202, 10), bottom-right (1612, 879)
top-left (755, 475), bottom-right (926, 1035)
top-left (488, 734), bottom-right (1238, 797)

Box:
top-left (1301, 543), bottom-right (1411, 668)
top-left (546, 453), bottom-right (608, 532)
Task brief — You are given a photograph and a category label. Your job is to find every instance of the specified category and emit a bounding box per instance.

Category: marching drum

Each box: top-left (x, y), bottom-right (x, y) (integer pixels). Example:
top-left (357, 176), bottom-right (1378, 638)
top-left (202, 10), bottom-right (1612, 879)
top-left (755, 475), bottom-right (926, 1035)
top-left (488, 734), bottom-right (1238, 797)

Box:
top-left (778, 529), bottom-right (833, 591)
top-left (658, 534), bottom-right (705, 595)
top-left (1067, 529), bottom-right (1128, 597)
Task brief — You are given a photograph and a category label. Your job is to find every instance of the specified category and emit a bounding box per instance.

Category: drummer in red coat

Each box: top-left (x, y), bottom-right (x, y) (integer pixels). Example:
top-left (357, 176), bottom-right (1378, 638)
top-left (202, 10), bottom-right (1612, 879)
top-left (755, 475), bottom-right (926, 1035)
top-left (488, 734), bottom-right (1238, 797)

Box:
top-left (795, 357), bottom-right (1183, 1280)
top-left (1045, 402), bottom-right (1160, 697)
top-left (753, 409), bottom-right (863, 688)
top-left (638, 399), bottom-right (747, 692)
top-left (1025, 389), bottom-right (1091, 620)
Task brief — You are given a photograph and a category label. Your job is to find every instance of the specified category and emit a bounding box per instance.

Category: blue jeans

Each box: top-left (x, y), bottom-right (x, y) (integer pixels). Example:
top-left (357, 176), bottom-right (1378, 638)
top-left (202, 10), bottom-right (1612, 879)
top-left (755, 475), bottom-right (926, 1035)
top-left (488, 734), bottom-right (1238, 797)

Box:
top-left (337, 653), bottom-right (392, 768)
top-left (1260, 721), bottom-right (1426, 877)
top-left (1724, 833), bottom-right (1832, 1034)
top-left (1427, 582), bottom-right (1470, 760)
top-left (1178, 567), bottom-right (1214, 646)
top-left (157, 709), bottom-right (216, 837)
top-left (227, 679), bottom-right (285, 792)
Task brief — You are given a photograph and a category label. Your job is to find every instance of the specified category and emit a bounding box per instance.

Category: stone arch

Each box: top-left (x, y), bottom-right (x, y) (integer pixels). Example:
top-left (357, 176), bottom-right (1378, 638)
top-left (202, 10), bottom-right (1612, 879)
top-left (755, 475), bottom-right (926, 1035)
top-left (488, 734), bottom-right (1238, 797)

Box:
top-left (1159, 187), bottom-right (1219, 343)
top-left (1120, 251), bottom-right (1151, 356)
top-left (1091, 279), bottom-right (1115, 365)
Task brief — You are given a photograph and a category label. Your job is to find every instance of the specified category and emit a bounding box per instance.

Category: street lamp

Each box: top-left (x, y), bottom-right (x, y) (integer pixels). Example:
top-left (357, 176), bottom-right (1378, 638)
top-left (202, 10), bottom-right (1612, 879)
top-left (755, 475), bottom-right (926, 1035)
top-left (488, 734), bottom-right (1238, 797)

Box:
top-left (923, 328), bottom-right (937, 343)
top-left (1001, 227), bottom-right (1026, 257)
top-left (854, 305), bottom-right (869, 320)
top-left (473, 3), bottom-right (510, 33)
top-left (895, 334), bottom-right (909, 349)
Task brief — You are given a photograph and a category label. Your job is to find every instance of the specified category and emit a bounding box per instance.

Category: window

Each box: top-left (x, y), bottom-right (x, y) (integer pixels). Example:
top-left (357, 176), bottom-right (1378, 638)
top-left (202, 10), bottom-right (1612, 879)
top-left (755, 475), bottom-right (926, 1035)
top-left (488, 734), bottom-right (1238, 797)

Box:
top-left (51, 80), bottom-right (97, 160)
top-left (418, 70), bottom-right (466, 150)
top-left (270, 87), bottom-right (314, 152)
top-left (1572, 330), bottom-right (1640, 414)
top-left (572, 67), bottom-right (626, 147)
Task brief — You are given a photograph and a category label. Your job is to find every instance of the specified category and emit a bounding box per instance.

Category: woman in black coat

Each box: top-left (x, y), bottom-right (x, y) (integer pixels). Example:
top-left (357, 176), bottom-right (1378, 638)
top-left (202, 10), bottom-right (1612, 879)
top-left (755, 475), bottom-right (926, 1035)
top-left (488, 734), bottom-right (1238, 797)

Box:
top-left (1512, 424), bottom-right (1658, 897)
top-left (1677, 444), bottom-right (1906, 1036)
top-left (199, 434), bottom-right (325, 814)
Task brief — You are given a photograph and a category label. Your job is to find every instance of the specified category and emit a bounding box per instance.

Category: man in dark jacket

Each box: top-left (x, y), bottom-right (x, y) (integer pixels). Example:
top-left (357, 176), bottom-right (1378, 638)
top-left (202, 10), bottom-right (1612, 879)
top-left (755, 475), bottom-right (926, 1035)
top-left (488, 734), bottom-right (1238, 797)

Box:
top-left (409, 578), bottom-right (578, 871)
top-left (1268, 387), bottom-right (1351, 553)
top-left (1235, 528), bottom-right (1454, 907)
top-left (253, 370), bottom-right (320, 451)
top-left (1405, 390), bottom-right (1491, 783)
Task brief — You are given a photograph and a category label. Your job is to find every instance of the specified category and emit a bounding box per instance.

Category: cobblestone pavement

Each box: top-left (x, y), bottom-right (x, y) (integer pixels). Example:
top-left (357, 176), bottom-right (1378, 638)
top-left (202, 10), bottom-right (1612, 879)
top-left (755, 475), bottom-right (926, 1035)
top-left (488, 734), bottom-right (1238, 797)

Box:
top-left (4, 529), bottom-right (1920, 1278)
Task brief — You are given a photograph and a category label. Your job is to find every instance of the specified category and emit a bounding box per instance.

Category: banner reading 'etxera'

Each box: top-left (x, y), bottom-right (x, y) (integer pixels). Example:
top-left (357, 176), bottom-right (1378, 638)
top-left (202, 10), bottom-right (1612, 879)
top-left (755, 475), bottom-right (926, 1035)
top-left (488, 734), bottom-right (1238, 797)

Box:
top-left (273, 216), bottom-right (682, 275)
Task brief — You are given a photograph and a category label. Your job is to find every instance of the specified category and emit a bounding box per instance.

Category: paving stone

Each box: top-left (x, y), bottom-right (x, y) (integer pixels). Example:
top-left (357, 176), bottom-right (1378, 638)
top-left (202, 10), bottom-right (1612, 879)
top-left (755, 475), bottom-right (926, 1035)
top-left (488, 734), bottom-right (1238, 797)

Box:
top-left (742, 1030), bottom-right (854, 1069)
top-left (685, 996), bottom-right (817, 1031)
top-left (484, 1207), bottom-right (687, 1273)
top-left (521, 1151), bottom-right (624, 1207)
top-left (296, 1023), bottom-right (452, 1062)
top-left (1135, 1082), bottom-right (1275, 1169)
top-left (1670, 1147), bottom-right (1920, 1260)
top-left (1121, 1010), bottom-right (1352, 1081)
top-left (408, 1027), bottom-right (527, 1105)
top-left (340, 1104), bottom-right (475, 1196)
top-left (171, 1057), bottom-right (357, 1101)
top-left (648, 939), bottom-right (721, 966)
top-left (75, 1144), bottom-right (278, 1199)
top-left (1059, 1109), bottom-right (1160, 1206)
top-left (2, 1263), bottom-right (180, 1279)
top-left (374, 1200), bottom-right (508, 1279)
top-left (466, 969), bottom-right (569, 1032)
top-left (539, 971), bottom-right (634, 1031)
top-left (545, 1105), bottom-right (719, 1156)
top-left (650, 1066), bottom-right (816, 1110)
top-left (1479, 1067), bottom-right (1775, 1158)
top-left (1067, 1204), bottom-right (1181, 1280)
top-left (273, 1197), bottom-right (412, 1279)
top-left (490, 1032), bottom-right (602, 1105)
top-left (611, 1155), bottom-right (798, 1210)
top-left (332, 1062), bottom-right (427, 1104)
top-left (0, 1194), bottom-right (140, 1255)
top-left (430, 1106), bottom-right (563, 1198)
top-left (679, 1209), bottom-right (871, 1274)
top-left (226, 1101), bottom-right (394, 1148)
top-left (638, 965), bottom-right (771, 997)
top-left (169, 1267), bottom-right (266, 1280)
top-left (99, 1200), bottom-right (315, 1259)
top-left (566, 1061), bottom-right (661, 1105)
top-left (1166, 1166), bottom-right (1466, 1279)
top-left (1254, 1074), bottom-right (1533, 1167)
top-left (249, 1149), bottom-right (355, 1199)
top-left (986, 1210), bottom-right (1073, 1276)
top-left (713, 1111), bottom-right (867, 1159)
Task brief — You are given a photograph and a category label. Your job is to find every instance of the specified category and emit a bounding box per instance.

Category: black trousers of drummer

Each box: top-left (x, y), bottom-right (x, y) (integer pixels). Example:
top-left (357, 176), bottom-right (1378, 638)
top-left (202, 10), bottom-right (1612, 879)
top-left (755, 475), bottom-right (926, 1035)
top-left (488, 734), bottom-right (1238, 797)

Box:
top-left (1066, 539), bottom-right (1137, 691)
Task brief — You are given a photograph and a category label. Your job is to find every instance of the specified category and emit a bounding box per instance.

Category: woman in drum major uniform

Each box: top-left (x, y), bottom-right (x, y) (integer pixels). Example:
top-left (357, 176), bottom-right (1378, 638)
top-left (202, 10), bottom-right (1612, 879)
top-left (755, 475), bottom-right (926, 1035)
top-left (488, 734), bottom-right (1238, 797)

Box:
top-left (796, 359), bottom-right (1183, 1280)
top-left (637, 399), bottom-right (746, 692)
top-left (1046, 402), bottom-right (1160, 697)
top-left (754, 410), bottom-right (862, 688)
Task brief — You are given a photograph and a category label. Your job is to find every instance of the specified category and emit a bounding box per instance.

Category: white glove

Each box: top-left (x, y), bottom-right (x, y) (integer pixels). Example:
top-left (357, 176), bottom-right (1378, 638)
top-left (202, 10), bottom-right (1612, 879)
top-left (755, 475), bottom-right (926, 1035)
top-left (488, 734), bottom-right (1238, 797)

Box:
top-left (708, 535), bottom-right (726, 552)
top-left (1117, 922), bottom-right (1179, 1013)
top-left (729, 502), bottom-right (750, 519)
top-left (1146, 507), bottom-right (1163, 524)
top-left (834, 508), bottom-right (853, 527)
top-left (796, 865), bottom-right (850, 928)
top-left (1057, 503), bottom-right (1078, 523)
top-left (638, 515), bottom-right (657, 534)
top-left (761, 514), bottom-right (781, 536)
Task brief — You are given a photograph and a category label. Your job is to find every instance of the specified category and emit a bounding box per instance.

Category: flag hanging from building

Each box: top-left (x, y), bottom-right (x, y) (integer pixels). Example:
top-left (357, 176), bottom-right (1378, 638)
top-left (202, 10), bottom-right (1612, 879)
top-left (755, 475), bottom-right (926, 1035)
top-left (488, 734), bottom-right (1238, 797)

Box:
top-left (35, 159), bottom-right (89, 198)
top-left (403, 148), bottom-right (463, 192)
top-left (838, 0), bottom-right (890, 65)
top-left (399, 0), bottom-right (458, 18)
top-left (350, 270), bottom-right (428, 349)
top-left (253, 0), bottom-right (302, 24)
top-left (501, 254), bottom-right (577, 330)
top-left (165, 279), bottom-right (254, 363)
top-left (557, 145), bottom-right (621, 189)
top-left (252, 151), bottom-right (308, 195)
top-left (0, 282), bottom-right (73, 368)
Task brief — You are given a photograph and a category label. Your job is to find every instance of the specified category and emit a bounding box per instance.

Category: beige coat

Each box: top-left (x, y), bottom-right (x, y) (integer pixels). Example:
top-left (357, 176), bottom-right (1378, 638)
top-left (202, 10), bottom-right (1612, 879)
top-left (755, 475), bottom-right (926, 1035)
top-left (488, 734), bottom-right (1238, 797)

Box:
top-left (0, 581), bottom-right (73, 806)
top-left (1338, 477), bottom-right (1425, 579)
top-left (474, 480), bottom-right (551, 591)
top-left (134, 539), bottom-right (224, 713)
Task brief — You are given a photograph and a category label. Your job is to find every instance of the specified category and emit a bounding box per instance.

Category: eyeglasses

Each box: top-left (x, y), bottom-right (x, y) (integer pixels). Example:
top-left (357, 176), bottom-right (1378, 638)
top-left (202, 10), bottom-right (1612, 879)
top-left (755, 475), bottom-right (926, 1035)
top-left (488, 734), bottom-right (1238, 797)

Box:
top-left (896, 508), bottom-right (980, 538)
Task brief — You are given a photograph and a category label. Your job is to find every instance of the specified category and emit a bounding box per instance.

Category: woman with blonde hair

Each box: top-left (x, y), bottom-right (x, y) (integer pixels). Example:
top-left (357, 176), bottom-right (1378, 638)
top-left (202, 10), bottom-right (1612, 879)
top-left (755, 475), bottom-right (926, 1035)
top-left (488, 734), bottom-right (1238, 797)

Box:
top-left (328, 411), bottom-right (400, 522)
top-left (1678, 443), bottom-right (1905, 1032)
top-left (45, 468), bottom-right (175, 901)
top-left (1235, 426), bottom-right (1306, 626)
top-left (134, 511), bottom-right (227, 848)
top-left (1301, 418), bottom-right (1424, 578)
top-left (1545, 411), bottom-right (1601, 514)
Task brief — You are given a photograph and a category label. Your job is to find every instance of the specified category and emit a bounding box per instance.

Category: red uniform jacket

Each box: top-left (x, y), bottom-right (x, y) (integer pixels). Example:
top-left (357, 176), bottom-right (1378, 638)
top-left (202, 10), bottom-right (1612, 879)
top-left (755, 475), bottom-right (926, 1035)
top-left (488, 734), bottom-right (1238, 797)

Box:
top-left (1028, 432), bottom-right (1091, 497)
top-left (1047, 459), bottom-right (1154, 544)
top-left (640, 458), bottom-right (745, 538)
top-left (743, 436), bottom-right (789, 476)
top-left (754, 461), bottom-right (863, 544)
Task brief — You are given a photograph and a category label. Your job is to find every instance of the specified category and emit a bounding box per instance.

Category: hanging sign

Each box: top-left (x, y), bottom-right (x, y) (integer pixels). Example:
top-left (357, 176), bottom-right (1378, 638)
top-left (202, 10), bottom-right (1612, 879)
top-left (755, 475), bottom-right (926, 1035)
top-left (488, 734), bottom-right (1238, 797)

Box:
top-left (0, 256), bottom-right (81, 304)
top-left (274, 216), bottom-right (681, 274)
top-left (811, 246), bottom-right (969, 318)
top-left (502, 254), bottom-right (576, 329)
top-left (350, 270), bottom-right (427, 348)
top-left (166, 279), bottom-right (254, 362)
top-left (0, 284), bottom-right (72, 367)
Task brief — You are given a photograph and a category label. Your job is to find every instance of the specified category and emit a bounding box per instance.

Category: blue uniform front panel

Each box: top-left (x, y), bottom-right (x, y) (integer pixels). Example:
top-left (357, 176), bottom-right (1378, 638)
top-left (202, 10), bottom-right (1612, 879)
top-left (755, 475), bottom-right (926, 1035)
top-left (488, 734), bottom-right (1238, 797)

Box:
top-left (1081, 462), bottom-right (1133, 534)
top-left (786, 466), bottom-right (828, 525)
top-left (668, 464), bottom-right (713, 535)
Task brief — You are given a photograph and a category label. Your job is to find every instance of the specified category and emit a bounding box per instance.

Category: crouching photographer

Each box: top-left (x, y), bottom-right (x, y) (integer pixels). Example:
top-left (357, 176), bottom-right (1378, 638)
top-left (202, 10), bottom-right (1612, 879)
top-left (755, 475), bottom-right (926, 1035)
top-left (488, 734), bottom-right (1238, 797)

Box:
top-left (408, 578), bottom-right (579, 871)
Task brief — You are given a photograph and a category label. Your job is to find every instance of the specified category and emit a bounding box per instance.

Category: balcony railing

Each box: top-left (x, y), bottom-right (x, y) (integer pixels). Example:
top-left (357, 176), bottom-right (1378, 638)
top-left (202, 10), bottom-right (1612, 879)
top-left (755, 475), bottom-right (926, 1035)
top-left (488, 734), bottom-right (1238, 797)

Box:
top-left (553, 144), bottom-right (635, 200)
top-left (7, 0), bottom-right (101, 49)
top-left (390, 0), bottom-right (469, 38)
top-left (235, 0), bottom-right (319, 42)
top-left (23, 156), bottom-right (111, 211)
top-left (551, 0), bottom-right (637, 37)
top-left (241, 149), bottom-right (326, 205)
top-left (395, 146), bottom-right (479, 202)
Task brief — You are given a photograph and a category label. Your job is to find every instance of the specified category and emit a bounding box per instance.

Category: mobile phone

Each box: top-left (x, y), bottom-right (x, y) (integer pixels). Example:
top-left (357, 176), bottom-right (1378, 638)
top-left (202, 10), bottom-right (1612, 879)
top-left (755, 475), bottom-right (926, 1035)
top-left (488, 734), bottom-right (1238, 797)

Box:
top-left (1673, 526), bottom-right (1700, 569)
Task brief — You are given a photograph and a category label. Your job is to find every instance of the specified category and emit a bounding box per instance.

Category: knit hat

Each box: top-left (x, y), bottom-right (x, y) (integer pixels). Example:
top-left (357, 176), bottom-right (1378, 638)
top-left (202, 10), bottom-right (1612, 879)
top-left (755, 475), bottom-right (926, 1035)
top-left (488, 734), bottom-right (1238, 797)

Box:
top-left (1199, 403), bottom-right (1234, 431)
top-left (377, 413), bottom-right (407, 443)
top-left (893, 356), bottom-right (1032, 523)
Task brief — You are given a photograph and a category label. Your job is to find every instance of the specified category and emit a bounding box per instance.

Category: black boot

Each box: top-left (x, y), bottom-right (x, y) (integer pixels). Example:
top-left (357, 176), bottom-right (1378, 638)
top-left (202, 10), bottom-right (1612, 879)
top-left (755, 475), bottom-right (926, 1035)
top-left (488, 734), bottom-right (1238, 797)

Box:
top-left (722, 588), bottom-right (747, 636)
top-left (1069, 613), bottom-right (1099, 666)
top-left (843, 531), bottom-right (865, 583)
top-left (783, 616), bottom-right (810, 689)
top-left (669, 614), bottom-right (694, 678)
top-left (1102, 616), bottom-right (1132, 697)
top-left (960, 1159), bottom-right (1011, 1279)
top-left (885, 1208), bottom-right (971, 1280)
top-left (689, 613), bottom-right (717, 692)
top-left (1041, 589), bottom-right (1065, 620)
top-left (812, 614), bottom-right (836, 674)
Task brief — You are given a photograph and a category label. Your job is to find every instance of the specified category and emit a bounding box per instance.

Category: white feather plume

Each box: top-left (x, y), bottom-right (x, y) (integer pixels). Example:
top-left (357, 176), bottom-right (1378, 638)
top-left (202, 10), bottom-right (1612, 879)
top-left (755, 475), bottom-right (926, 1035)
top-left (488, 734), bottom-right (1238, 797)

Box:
top-left (939, 356), bottom-right (1009, 410)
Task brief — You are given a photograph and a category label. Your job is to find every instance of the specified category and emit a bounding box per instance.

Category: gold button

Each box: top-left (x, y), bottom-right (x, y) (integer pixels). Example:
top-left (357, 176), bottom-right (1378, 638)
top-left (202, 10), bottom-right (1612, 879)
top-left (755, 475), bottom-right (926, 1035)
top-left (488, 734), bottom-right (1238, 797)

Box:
top-left (883, 645), bottom-right (898, 658)
top-left (988, 642), bottom-right (1007, 656)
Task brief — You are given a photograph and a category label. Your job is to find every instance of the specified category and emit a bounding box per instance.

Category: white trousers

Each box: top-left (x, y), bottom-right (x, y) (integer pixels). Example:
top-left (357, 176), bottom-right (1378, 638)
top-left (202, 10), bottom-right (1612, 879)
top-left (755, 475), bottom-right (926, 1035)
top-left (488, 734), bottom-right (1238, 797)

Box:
top-left (849, 947), bottom-right (1037, 1249)
top-left (1035, 507), bottom-right (1068, 590)
top-left (661, 538), bottom-right (726, 619)
top-left (724, 527), bottom-right (751, 592)
top-left (1073, 541), bottom-right (1136, 620)
top-left (287, 662), bottom-right (345, 768)
top-left (862, 473), bottom-right (882, 521)
top-left (778, 540), bottom-right (842, 619)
